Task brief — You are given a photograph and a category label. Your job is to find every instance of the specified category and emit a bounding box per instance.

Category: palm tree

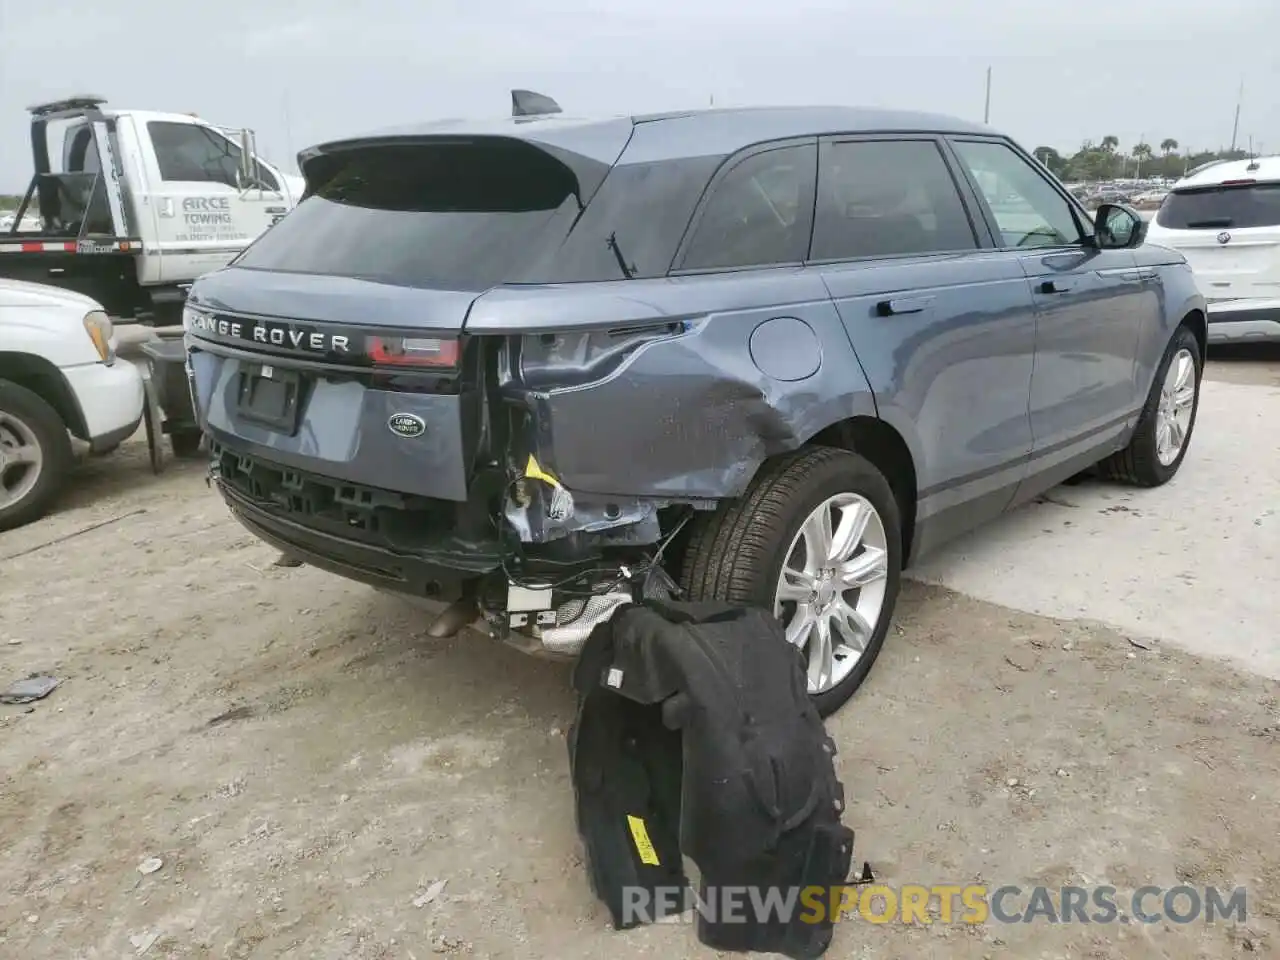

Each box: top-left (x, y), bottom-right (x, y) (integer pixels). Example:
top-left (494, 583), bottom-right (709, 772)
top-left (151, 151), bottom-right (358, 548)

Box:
top-left (1101, 135), bottom-right (1120, 153)
top-left (1132, 143), bottom-right (1153, 177)
top-left (1160, 138), bottom-right (1179, 157)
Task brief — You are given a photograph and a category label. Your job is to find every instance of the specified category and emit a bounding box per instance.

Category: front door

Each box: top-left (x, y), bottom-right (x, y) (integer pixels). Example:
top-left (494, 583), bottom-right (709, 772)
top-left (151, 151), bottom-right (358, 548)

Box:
top-left (809, 136), bottom-right (1040, 553)
top-left (141, 119), bottom-right (286, 284)
top-left (948, 138), bottom-right (1147, 482)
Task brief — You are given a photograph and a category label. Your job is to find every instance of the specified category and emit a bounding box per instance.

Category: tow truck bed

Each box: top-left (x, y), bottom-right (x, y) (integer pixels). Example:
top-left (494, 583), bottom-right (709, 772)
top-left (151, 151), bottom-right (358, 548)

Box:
top-left (0, 237), bottom-right (149, 318)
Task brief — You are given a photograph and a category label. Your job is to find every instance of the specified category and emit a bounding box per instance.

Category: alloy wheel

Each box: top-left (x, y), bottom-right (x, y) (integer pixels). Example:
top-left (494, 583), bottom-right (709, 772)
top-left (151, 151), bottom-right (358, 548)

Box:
top-left (773, 492), bottom-right (890, 694)
top-left (1155, 347), bottom-right (1196, 467)
top-left (0, 411), bottom-right (44, 509)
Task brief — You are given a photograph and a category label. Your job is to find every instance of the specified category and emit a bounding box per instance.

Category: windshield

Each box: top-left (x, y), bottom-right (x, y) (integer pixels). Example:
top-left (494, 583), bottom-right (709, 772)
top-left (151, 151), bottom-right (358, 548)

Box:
top-left (233, 140), bottom-right (585, 290)
top-left (1156, 182), bottom-right (1280, 230)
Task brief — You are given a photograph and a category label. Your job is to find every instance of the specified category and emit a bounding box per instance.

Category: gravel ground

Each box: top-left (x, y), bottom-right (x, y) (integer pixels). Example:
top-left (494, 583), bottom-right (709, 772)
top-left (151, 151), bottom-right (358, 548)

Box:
top-left (0, 352), bottom-right (1276, 959)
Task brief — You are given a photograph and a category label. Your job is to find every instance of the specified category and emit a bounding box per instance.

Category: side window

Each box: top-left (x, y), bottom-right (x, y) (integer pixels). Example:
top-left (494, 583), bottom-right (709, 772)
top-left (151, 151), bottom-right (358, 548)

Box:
top-left (251, 159), bottom-right (280, 192)
top-left (951, 140), bottom-right (1084, 249)
top-left (811, 140), bottom-right (978, 260)
top-left (678, 143), bottom-right (816, 271)
top-left (65, 127), bottom-right (99, 173)
top-left (147, 121), bottom-right (279, 191)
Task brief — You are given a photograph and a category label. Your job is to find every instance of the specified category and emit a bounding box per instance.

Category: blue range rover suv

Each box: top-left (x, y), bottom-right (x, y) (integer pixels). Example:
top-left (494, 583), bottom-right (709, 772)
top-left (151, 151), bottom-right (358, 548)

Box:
top-left (182, 101), bottom-right (1206, 715)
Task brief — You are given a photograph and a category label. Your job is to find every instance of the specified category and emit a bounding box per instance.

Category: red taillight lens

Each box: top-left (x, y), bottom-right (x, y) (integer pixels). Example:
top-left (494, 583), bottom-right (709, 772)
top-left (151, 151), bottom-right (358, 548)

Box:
top-left (366, 335), bottom-right (459, 368)
top-left (1220, 178), bottom-right (1256, 186)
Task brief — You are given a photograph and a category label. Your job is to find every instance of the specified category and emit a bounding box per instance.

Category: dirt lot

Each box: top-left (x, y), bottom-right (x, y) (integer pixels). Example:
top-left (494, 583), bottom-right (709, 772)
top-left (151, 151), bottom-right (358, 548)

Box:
top-left (1, 352), bottom-right (1277, 959)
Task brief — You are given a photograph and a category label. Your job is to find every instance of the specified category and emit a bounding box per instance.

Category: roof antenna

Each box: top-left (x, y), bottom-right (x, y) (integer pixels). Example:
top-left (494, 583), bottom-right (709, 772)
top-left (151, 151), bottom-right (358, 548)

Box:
top-left (511, 89), bottom-right (562, 118)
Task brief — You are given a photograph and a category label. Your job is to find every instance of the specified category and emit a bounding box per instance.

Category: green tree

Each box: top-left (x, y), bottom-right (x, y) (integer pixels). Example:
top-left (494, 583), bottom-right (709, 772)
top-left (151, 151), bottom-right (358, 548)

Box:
top-left (1032, 146), bottom-right (1067, 177)
top-left (1066, 146), bottom-right (1120, 181)
top-left (1160, 138), bottom-right (1179, 157)
top-left (1100, 135), bottom-right (1120, 153)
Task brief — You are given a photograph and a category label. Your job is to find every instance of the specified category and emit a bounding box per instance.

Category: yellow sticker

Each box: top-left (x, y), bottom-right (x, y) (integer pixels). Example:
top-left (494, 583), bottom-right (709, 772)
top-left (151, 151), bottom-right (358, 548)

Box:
top-left (524, 454), bottom-right (562, 488)
top-left (523, 454), bottom-right (575, 521)
top-left (627, 815), bottom-right (660, 866)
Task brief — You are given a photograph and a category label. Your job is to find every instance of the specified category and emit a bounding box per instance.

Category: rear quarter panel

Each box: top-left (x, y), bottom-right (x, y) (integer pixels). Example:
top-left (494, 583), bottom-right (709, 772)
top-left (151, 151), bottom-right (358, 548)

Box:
top-left (1131, 244), bottom-right (1206, 391)
top-left (474, 268), bottom-right (878, 499)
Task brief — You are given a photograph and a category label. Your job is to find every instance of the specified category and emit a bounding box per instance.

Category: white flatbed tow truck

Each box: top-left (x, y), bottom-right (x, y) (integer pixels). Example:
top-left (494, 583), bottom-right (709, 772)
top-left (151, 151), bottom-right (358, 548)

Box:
top-left (0, 95), bottom-right (303, 327)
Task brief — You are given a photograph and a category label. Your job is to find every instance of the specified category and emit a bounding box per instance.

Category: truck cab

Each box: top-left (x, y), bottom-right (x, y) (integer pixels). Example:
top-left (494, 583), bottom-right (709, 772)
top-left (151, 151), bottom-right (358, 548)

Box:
top-left (1, 96), bottom-right (302, 324)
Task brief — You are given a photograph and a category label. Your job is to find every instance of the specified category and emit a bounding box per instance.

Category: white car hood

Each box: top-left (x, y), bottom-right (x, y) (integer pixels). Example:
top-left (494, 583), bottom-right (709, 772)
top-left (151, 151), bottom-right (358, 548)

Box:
top-left (0, 277), bottom-right (103, 313)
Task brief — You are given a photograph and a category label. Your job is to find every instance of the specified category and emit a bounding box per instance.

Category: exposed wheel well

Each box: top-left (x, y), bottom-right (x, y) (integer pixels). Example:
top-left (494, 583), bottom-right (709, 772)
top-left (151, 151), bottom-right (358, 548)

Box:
top-left (1182, 308), bottom-right (1207, 361)
top-left (808, 416), bottom-right (918, 565)
top-left (0, 352), bottom-right (87, 439)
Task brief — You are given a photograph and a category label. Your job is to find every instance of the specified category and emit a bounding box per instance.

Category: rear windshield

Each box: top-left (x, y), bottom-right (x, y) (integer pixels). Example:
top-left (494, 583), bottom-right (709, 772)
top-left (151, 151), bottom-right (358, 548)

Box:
top-left (1156, 182), bottom-right (1280, 230)
top-left (233, 140), bottom-right (587, 289)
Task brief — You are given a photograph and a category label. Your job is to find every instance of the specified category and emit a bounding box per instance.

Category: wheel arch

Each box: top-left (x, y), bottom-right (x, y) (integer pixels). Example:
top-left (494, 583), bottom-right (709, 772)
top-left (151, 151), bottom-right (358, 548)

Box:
top-left (0, 352), bottom-right (89, 440)
top-left (806, 415), bottom-right (919, 565)
top-left (1181, 307), bottom-right (1207, 362)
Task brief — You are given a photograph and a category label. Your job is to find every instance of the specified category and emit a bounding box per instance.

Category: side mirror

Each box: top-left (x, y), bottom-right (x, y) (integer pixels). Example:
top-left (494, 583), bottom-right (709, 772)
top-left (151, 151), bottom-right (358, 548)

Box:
top-left (237, 129), bottom-right (255, 189)
top-left (1093, 202), bottom-right (1147, 250)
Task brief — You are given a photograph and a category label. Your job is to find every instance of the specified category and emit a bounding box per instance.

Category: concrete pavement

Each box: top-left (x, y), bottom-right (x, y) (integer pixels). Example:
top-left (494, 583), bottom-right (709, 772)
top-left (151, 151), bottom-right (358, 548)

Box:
top-left (908, 374), bottom-right (1280, 679)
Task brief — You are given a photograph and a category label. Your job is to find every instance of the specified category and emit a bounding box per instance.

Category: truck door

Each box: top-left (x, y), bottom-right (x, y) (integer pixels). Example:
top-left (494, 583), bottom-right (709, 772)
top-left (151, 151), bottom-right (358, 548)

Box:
top-left (140, 119), bottom-right (287, 284)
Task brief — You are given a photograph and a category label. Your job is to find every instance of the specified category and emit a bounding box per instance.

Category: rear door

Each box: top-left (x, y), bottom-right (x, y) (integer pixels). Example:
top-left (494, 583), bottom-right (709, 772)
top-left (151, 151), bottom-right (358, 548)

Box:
top-left (809, 136), bottom-right (1039, 552)
top-left (1151, 180), bottom-right (1280, 304)
top-left (140, 119), bottom-right (286, 283)
top-left (947, 137), bottom-right (1148, 481)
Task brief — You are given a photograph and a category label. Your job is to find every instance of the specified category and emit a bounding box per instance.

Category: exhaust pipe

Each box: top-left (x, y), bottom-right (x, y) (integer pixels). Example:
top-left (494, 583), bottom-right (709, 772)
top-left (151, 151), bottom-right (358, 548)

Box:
top-left (426, 596), bottom-right (480, 638)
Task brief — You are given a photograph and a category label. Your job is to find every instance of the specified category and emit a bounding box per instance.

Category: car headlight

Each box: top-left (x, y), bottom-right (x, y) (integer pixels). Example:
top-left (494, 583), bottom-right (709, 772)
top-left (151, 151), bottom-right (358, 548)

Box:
top-left (83, 310), bottom-right (115, 364)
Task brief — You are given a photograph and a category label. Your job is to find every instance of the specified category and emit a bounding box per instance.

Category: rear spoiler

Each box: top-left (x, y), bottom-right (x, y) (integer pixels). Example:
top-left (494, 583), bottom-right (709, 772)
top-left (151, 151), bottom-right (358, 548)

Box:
top-left (297, 90), bottom-right (592, 199)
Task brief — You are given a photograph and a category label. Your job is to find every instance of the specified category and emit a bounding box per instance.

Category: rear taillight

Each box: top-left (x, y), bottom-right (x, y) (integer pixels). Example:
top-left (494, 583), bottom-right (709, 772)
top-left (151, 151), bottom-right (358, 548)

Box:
top-left (1220, 178), bottom-right (1256, 186)
top-left (366, 335), bottom-right (460, 368)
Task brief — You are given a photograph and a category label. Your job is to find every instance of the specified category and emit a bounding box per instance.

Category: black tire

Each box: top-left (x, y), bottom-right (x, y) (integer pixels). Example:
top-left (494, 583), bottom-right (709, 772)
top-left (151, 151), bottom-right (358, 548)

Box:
top-left (170, 429), bottom-right (204, 459)
top-left (680, 446), bottom-right (903, 717)
top-left (1098, 324), bottom-right (1202, 487)
top-left (0, 380), bottom-right (74, 532)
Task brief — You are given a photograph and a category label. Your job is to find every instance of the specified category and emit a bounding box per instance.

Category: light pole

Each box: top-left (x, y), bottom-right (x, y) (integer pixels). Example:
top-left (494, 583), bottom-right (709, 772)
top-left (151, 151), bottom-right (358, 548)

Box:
top-left (1230, 77), bottom-right (1243, 152)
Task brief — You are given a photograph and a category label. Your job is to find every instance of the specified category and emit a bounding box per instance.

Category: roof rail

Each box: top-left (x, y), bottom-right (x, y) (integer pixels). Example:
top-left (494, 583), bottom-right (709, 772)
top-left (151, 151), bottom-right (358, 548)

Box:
top-left (27, 95), bottom-right (108, 116)
top-left (511, 89), bottom-right (562, 118)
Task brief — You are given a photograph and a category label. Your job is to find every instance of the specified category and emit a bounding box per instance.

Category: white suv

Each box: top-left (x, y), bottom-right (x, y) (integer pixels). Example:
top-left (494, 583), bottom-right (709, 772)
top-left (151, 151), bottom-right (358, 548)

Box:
top-left (0, 279), bottom-right (145, 530)
top-left (1146, 156), bottom-right (1280, 343)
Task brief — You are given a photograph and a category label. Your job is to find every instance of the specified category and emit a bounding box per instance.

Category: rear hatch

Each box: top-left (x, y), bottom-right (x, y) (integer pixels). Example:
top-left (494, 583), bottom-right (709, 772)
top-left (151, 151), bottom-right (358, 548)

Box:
top-left (1149, 179), bottom-right (1280, 303)
top-left (185, 129), bottom-right (628, 504)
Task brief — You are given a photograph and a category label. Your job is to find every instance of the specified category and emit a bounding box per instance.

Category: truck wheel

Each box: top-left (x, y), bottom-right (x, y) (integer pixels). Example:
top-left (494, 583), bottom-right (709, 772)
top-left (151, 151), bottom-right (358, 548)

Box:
top-left (680, 446), bottom-right (903, 717)
top-left (1098, 324), bottom-right (1201, 487)
top-left (0, 380), bottom-right (74, 532)
top-left (170, 429), bottom-right (204, 459)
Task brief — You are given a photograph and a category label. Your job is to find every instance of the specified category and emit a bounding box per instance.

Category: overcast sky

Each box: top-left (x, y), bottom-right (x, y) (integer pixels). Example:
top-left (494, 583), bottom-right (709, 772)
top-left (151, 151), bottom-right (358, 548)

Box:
top-left (1, 0), bottom-right (1277, 189)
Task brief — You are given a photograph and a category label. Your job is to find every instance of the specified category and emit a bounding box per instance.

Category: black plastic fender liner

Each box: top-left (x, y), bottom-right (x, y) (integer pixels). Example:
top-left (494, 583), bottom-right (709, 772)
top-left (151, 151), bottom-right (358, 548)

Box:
top-left (568, 600), bottom-right (855, 958)
top-left (566, 685), bottom-right (688, 928)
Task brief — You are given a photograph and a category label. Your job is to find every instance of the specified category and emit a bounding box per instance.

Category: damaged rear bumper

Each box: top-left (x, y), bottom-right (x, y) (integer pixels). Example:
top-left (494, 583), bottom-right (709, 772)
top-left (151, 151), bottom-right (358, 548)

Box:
top-left (220, 482), bottom-right (492, 601)
top-left (211, 439), bottom-right (504, 601)
top-left (211, 441), bottom-right (675, 656)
